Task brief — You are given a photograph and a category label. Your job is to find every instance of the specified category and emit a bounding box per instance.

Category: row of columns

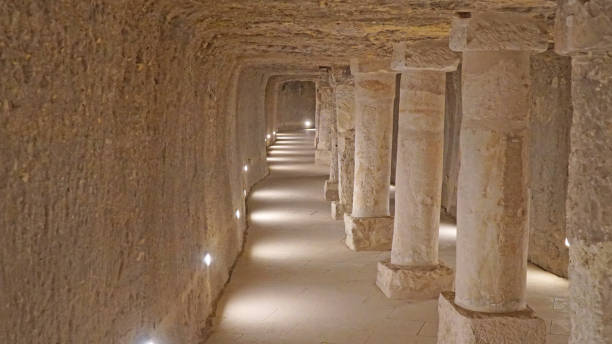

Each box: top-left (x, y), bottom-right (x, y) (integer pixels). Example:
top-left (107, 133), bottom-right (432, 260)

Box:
top-left (312, 5), bottom-right (611, 344)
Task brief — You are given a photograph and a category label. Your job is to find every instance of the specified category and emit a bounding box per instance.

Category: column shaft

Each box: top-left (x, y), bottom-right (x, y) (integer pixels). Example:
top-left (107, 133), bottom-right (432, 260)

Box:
top-left (566, 54), bottom-right (612, 343)
top-left (351, 73), bottom-right (395, 217)
top-left (391, 71), bottom-right (445, 266)
top-left (336, 130), bottom-right (355, 216)
top-left (455, 51), bottom-right (530, 313)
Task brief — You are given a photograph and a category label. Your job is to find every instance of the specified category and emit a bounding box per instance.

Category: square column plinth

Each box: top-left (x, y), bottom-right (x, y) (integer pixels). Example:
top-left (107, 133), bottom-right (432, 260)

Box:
top-left (323, 180), bottom-right (339, 201)
top-left (376, 260), bottom-right (454, 300)
top-left (437, 292), bottom-right (546, 344)
top-left (315, 149), bottom-right (331, 165)
top-left (344, 214), bottom-right (393, 251)
top-left (331, 201), bottom-right (345, 220)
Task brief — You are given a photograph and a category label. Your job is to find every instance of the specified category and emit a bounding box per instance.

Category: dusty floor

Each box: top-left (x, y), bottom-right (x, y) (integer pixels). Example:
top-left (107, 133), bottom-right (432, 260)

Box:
top-left (206, 130), bottom-right (569, 344)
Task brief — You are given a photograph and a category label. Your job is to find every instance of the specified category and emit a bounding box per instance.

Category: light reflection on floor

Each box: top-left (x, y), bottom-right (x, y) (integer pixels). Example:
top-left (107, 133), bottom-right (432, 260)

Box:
top-left (207, 129), bottom-right (569, 344)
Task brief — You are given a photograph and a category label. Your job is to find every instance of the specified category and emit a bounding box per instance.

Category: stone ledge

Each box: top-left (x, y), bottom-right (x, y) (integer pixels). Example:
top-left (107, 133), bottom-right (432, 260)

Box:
top-left (376, 260), bottom-right (454, 300)
top-left (437, 291), bottom-right (546, 344)
top-left (344, 214), bottom-right (393, 251)
top-left (323, 180), bottom-right (339, 201)
top-left (314, 149), bottom-right (331, 165)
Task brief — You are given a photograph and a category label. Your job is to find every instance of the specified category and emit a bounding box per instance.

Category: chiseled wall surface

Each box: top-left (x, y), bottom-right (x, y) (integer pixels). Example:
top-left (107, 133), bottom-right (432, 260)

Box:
top-left (0, 2), bottom-right (268, 343)
top-left (441, 67), bottom-right (462, 218)
top-left (527, 50), bottom-right (572, 278)
top-left (277, 81), bottom-right (316, 129)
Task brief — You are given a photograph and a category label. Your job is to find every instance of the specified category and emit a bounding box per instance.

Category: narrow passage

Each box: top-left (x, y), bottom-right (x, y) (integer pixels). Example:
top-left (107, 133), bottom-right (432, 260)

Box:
top-left (207, 130), bottom-right (569, 344)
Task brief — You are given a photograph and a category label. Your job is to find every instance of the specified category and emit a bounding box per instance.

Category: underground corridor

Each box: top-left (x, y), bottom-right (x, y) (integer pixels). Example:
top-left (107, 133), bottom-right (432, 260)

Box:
top-left (1, 2), bottom-right (611, 344)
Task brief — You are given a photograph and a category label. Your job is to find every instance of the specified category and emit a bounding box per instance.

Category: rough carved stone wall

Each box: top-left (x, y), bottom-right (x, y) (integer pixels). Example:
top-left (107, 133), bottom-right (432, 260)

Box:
top-left (277, 81), bottom-right (316, 129)
top-left (441, 67), bottom-right (463, 218)
top-left (527, 50), bottom-right (572, 278)
top-left (0, 2), bottom-right (270, 343)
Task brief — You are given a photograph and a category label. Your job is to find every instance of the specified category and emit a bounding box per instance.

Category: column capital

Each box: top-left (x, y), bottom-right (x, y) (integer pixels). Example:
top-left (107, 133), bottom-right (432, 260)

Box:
top-left (554, 0), bottom-right (612, 55)
top-left (350, 57), bottom-right (395, 75)
top-left (330, 66), bottom-right (353, 87)
top-left (450, 12), bottom-right (548, 52)
top-left (391, 40), bottom-right (460, 72)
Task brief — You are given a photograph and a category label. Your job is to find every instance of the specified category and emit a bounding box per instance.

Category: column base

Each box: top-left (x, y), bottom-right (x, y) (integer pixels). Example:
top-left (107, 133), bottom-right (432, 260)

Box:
top-left (315, 149), bottom-right (331, 165)
top-left (343, 214), bottom-right (393, 251)
top-left (376, 260), bottom-right (454, 300)
top-left (437, 292), bottom-right (546, 344)
top-left (331, 201), bottom-right (346, 220)
top-left (323, 180), bottom-right (339, 201)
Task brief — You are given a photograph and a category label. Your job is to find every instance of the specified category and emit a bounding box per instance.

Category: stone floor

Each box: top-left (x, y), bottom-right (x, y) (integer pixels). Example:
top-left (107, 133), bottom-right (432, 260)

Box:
top-left (206, 129), bottom-right (569, 344)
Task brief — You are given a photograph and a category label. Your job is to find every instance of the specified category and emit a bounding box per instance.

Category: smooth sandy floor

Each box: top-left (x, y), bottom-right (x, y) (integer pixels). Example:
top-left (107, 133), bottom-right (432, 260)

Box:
top-left (206, 129), bottom-right (569, 344)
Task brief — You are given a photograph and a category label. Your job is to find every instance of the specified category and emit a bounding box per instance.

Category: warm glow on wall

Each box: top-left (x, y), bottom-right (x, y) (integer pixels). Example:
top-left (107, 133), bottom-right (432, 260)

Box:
top-left (304, 120), bottom-right (312, 128)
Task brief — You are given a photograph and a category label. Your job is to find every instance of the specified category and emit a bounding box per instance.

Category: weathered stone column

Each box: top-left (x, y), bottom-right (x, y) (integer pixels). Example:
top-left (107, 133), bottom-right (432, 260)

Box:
top-left (323, 125), bottom-right (339, 201)
top-left (344, 59), bottom-right (395, 251)
top-left (555, 2), bottom-right (612, 343)
top-left (331, 67), bottom-right (355, 220)
top-left (437, 13), bottom-right (547, 344)
top-left (315, 80), bottom-right (334, 165)
top-left (376, 41), bottom-right (457, 299)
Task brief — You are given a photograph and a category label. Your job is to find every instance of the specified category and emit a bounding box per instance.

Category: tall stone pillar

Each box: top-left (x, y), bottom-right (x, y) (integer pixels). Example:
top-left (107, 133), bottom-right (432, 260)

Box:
top-left (323, 78), bottom-right (339, 201)
top-left (331, 67), bottom-right (355, 220)
top-left (555, 2), bottom-right (612, 343)
top-left (315, 76), bottom-right (334, 165)
top-left (344, 59), bottom-right (395, 251)
top-left (437, 13), bottom-right (547, 344)
top-left (376, 41), bottom-right (457, 299)
top-left (314, 83), bottom-right (321, 146)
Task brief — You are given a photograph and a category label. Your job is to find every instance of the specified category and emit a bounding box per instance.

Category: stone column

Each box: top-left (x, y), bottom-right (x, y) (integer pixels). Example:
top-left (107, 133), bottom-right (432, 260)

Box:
top-left (437, 13), bottom-right (547, 344)
top-left (555, 2), bottom-right (612, 343)
top-left (376, 41), bottom-right (457, 299)
top-left (331, 66), bottom-right (355, 220)
top-left (314, 83), bottom-right (321, 146)
top-left (344, 59), bottom-right (395, 251)
top-left (323, 88), bottom-right (339, 201)
top-left (315, 69), bottom-right (334, 165)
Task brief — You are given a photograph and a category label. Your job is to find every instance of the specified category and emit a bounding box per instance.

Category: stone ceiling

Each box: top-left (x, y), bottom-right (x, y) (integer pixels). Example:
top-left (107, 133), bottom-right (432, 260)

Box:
top-left (167, 0), bottom-right (558, 67)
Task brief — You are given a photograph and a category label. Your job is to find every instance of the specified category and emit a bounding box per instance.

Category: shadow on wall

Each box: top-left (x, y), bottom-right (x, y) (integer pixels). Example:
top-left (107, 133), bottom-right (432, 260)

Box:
top-left (278, 81), bottom-right (316, 130)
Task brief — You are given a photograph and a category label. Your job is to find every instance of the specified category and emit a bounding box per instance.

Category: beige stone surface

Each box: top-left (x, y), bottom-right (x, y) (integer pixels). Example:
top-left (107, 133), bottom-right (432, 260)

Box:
top-left (450, 12), bottom-right (548, 52)
top-left (455, 50), bottom-right (531, 313)
top-left (351, 68), bottom-right (396, 218)
top-left (206, 131), bottom-right (569, 344)
top-left (344, 214), bottom-right (394, 251)
top-left (564, 54), bottom-right (612, 344)
top-left (528, 50), bottom-right (572, 278)
top-left (437, 292), bottom-right (547, 344)
top-left (391, 40), bottom-right (460, 72)
top-left (323, 180), bottom-right (339, 202)
top-left (391, 70), bottom-right (446, 267)
top-left (376, 260), bottom-right (454, 300)
top-left (555, 0), bottom-right (612, 55)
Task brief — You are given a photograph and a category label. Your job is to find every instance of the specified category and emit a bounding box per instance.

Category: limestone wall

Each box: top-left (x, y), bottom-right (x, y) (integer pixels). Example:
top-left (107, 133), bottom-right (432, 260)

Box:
top-left (277, 81), bottom-right (316, 129)
top-left (441, 67), bottom-right (463, 218)
top-left (0, 2), bottom-right (269, 343)
top-left (527, 50), bottom-right (572, 278)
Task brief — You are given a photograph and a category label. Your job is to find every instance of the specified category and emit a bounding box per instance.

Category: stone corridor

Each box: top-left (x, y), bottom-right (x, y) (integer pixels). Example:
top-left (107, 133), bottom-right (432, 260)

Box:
top-left (2, 1), bottom-right (611, 343)
top-left (206, 130), bottom-right (570, 344)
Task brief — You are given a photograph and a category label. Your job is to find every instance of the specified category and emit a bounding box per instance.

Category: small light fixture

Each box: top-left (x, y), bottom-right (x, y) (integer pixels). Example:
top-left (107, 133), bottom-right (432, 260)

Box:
top-left (243, 164), bottom-right (248, 172)
top-left (565, 237), bottom-right (570, 247)
top-left (203, 253), bottom-right (212, 266)
top-left (273, 131), bottom-right (276, 135)
top-left (267, 134), bottom-right (271, 139)
top-left (144, 339), bottom-right (156, 344)
top-left (235, 209), bottom-right (241, 219)
top-left (304, 120), bottom-right (312, 128)
top-left (243, 189), bottom-right (247, 197)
